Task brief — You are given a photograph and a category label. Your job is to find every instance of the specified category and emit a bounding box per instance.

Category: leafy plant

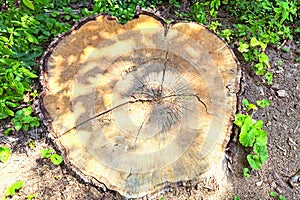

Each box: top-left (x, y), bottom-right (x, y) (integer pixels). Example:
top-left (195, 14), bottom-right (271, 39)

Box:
top-left (270, 191), bottom-right (277, 197)
top-left (242, 98), bottom-right (270, 111)
top-left (91, 0), bottom-right (163, 24)
top-left (270, 191), bottom-right (287, 200)
top-left (279, 195), bottom-right (286, 200)
top-left (225, 0), bottom-right (299, 84)
top-left (209, 21), bottom-right (221, 33)
top-left (233, 196), bottom-right (240, 200)
top-left (11, 106), bottom-right (40, 131)
top-left (0, 146), bottom-right (10, 163)
top-left (22, 0), bottom-right (35, 10)
top-left (256, 99), bottom-right (270, 108)
top-left (242, 99), bottom-right (257, 111)
top-left (3, 128), bottom-right (13, 136)
top-left (4, 180), bottom-right (23, 199)
top-left (28, 141), bottom-right (35, 149)
top-left (0, 0), bottom-right (83, 123)
top-left (188, 2), bottom-right (207, 23)
top-left (26, 193), bottom-right (38, 200)
top-left (234, 114), bottom-right (268, 170)
top-left (264, 72), bottom-right (273, 85)
top-left (219, 29), bottom-right (233, 42)
top-left (41, 149), bottom-right (63, 165)
top-left (238, 41), bottom-right (250, 53)
top-left (274, 1), bottom-right (297, 25)
top-left (243, 167), bottom-right (250, 178)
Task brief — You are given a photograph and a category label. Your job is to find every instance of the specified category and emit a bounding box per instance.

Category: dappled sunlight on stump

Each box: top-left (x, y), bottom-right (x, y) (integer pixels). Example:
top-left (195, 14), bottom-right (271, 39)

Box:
top-left (41, 12), bottom-right (240, 198)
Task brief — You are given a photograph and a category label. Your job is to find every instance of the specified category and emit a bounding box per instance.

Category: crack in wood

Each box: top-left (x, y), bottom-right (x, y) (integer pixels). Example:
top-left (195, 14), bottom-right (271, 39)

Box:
top-left (57, 98), bottom-right (152, 138)
top-left (58, 91), bottom-right (209, 140)
top-left (161, 94), bottom-right (212, 115)
top-left (159, 50), bottom-right (169, 99)
top-left (134, 113), bottom-right (149, 144)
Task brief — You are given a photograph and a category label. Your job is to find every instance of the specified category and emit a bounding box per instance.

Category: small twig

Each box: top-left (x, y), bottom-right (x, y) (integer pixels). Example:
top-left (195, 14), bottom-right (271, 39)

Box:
top-left (277, 39), bottom-right (287, 50)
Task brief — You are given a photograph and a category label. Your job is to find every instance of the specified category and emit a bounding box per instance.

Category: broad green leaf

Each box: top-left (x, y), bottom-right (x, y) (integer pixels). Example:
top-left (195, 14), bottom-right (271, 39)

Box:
top-left (5, 180), bottom-right (23, 197)
top-left (11, 180), bottom-right (23, 190)
top-left (23, 124), bottom-right (30, 131)
top-left (0, 58), bottom-right (17, 65)
top-left (265, 72), bottom-right (273, 85)
top-left (26, 193), bottom-right (38, 200)
top-left (243, 167), bottom-right (250, 178)
top-left (254, 143), bottom-right (268, 163)
top-left (256, 129), bottom-right (267, 145)
top-left (258, 52), bottom-right (270, 68)
top-left (30, 118), bottom-right (40, 127)
top-left (279, 195), bottom-right (286, 200)
top-left (4, 127), bottom-right (13, 136)
top-left (15, 109), bottom-right (24, 118)
top-left (234, 196), bottom-right (240, 200)
top-left (242, 98), bottom-right (257, 111)
top-left (250, 37), bottom-right (260, 47)
top-left (256, 99), bottom-right (270, 108)
top-left (240, 125), bottom-right (256, 147)
top-left (234, 114), bottom-right (247, 128)
top-left (13, 121), bottom-right (23, 131)
top-left (260, 152), bottom-right (268, 163)
top-left (270, 191), bottom-right (277, 197)
top-left (259, 42), bottom-right (267, 51)
top-left (6, 27), bottom-right (14, 34)
top-left (0, 112), bottom-right (9, 119)
top-left (23, 107), bottom-right (33, 116)
top-left (40, 149), bottom-right (53, 158)
top-left (22, 116), bottom-right (32, 123)
top-left (50, 154), bottom-right (63, 165)
top-left (0, 146), bottom-right (10, 163)
top-left (14, 81), bottom-right (25, 94)
top-left (254, 63), bottom-right (265, 75)
top-left (238, 42), bottom-right (249, 53)
top-left (247, 154), bottom-right (262, 170)
top-left (22, 0), bottom-right (35, 10)
top-left (24, 31), bottom-right (39, 43)
top-left (20, 68), bottom-right (38, 78)
top-left (5, 101), bottom-right (20, 108)
top-left (254, 120), bottom-right (263, 129)
top-left (4, 106), bottom-right (14, 117)
top-left (242, 98), bottom-right (249, 107)
top-left (0, 36), bottom-right (9, 43)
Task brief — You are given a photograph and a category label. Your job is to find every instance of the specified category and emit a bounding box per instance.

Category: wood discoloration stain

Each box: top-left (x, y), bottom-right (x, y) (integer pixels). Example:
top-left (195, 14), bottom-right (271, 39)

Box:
top-left (40, 11), bottom-right (240, 198)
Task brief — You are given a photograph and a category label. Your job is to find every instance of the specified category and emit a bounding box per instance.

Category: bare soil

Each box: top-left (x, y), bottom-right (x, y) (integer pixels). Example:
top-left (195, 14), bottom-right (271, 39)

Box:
top-left (228, 39), bottom-right (300, 200)
top-left (0, 5), bottom-right (299, 200)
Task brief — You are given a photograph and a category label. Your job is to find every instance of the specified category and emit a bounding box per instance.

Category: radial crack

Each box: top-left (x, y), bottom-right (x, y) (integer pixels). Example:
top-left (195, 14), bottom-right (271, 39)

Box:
top-left (161, 94), bottom-right (212, 114)
top-left (58, 98), bottom-right (153, 138)
top-left (134, 113), bottom-right (149, 144)
top-left (159, 50), bottom-right (169, 97)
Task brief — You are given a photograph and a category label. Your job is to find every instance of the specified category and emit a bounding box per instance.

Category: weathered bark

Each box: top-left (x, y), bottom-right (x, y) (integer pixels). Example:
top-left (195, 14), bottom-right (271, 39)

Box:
top-left (40, 11), bottom-right (240, 198)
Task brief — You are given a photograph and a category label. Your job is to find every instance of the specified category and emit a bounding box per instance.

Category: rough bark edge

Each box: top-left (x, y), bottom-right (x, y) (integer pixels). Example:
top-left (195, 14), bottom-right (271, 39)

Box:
top-left (38, 10), bottom-right (241, 199)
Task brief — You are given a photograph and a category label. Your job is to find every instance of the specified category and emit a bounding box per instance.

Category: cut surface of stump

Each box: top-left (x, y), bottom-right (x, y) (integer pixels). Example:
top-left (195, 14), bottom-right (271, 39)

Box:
top-left (41, 12), bottom-right (240, 198)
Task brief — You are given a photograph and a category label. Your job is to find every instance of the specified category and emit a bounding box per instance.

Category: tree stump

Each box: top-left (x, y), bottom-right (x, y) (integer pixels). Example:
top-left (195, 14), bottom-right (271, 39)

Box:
top-left (40, 11), bottom-right (240, 198)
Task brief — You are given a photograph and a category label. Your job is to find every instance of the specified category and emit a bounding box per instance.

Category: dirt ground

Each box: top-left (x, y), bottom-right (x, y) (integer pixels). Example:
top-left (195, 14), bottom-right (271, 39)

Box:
top-left (228, 39), bottom-right (300, 200)
top-left (0, 4), bottom-right (299, 200)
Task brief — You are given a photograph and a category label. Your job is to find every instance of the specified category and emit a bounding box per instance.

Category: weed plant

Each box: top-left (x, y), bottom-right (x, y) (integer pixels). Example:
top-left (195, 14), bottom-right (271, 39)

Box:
top-left (0, 0), bottom-right (81, 130)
